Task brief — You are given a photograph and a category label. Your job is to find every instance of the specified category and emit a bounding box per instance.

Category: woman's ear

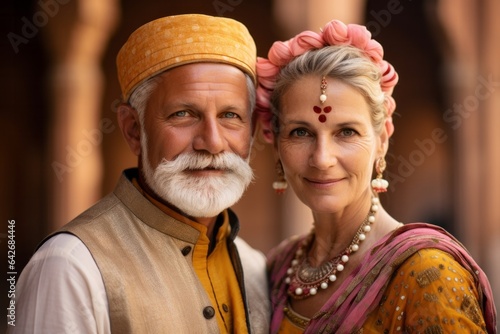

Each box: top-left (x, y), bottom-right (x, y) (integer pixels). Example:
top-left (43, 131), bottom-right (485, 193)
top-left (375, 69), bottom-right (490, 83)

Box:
top-left (377, 124), bottom-right (390, 157)
top-left (117, 104), bottom-right (141, 156)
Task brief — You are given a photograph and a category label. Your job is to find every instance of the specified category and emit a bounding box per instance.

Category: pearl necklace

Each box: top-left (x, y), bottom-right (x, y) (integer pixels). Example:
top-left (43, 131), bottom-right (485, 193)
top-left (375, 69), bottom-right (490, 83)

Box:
top-left (285, 196), bottom-right (379, 299)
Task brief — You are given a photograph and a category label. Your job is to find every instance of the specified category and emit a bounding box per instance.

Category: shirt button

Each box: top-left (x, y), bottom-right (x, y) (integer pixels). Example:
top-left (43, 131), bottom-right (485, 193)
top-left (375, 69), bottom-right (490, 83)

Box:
top-left (203, 306), bottom-right (215, 319)
top-left (181, 246), bottom-right (192, 256)
top-left (222, 304), bottom-right (229, 312)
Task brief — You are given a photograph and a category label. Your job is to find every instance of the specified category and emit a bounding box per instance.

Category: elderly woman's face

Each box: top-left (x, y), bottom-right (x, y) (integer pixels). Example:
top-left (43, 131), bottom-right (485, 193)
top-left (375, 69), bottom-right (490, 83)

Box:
top-left (141, 63), bottom-right (252, 170)
top-left (277, 75), bottom-right (385, 213)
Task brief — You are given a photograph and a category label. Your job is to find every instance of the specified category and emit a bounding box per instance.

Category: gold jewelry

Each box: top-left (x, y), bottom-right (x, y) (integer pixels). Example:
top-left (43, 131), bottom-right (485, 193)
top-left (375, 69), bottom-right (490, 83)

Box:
top-left (272, 160), bottom-right (287, 194)
top-left (319, 76), bottom-right (327, 103)
top-left (285, 196), bottom-right (379, 299)
top-left (314, 76), bottom-right (332, 122)
top-left (371, 157), bottom-right (389, 193)
top-left (284, 304), bottom-right (310, 329)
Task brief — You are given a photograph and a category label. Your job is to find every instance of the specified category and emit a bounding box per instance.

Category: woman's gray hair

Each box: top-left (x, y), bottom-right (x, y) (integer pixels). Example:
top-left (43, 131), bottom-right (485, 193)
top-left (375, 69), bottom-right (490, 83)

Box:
top-left (128, 72), bottom-right (256, 126)
top-left (270, 45), bottom-right (387, 135)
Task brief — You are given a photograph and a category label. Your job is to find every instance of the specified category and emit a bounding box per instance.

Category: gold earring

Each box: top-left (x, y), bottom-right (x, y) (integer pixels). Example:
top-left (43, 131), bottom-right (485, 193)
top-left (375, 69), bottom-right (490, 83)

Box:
top-left (371, 157), bottom-right (389, 193)
top-left (272, 160), bottom-right (288, 194)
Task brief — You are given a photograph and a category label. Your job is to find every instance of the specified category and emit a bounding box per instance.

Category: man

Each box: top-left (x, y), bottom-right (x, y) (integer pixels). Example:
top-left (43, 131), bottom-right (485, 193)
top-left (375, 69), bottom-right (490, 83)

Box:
top-left (11, 14), bottom-right (270, 333)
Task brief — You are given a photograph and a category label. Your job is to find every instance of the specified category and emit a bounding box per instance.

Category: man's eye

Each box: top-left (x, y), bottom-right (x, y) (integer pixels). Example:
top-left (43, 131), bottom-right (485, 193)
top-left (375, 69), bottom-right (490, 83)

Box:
top-left (173, 111), bottom-right (188, 117)
top-left (222, 112), bottom-right (239, 119)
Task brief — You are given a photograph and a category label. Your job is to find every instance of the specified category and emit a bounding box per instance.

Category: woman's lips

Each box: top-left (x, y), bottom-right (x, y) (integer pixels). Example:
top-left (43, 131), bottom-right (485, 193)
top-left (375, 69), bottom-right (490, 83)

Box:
top-left (304, 177), bottom-right (343, 187)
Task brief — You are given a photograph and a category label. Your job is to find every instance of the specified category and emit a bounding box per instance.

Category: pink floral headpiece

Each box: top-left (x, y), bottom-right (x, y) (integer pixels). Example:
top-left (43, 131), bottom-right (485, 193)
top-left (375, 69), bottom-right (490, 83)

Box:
top-left (255, 19), bottom-right (399, 143)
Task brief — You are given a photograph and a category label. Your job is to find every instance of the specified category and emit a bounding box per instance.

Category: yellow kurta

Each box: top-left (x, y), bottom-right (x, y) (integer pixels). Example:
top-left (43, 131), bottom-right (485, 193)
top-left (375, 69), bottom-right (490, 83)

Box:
top-left (137, 179), bottom-right (248, 334)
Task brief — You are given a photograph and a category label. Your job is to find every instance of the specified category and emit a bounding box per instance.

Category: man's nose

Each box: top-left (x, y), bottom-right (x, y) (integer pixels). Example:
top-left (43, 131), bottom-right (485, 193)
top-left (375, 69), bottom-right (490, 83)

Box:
top-left (192, 118), bottom-right (225, 154)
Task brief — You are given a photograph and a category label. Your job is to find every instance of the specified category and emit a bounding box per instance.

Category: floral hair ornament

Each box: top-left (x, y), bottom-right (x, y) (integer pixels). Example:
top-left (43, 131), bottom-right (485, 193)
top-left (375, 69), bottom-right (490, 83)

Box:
top-left (255, 19), bottom-right (399, 143)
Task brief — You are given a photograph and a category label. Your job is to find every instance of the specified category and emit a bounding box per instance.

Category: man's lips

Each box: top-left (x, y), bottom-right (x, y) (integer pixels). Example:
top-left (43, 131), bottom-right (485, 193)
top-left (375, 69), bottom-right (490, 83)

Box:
top-left (185, 167), bottom-right (229, 175)
top-left (186, 166), bottom-right (228, 171)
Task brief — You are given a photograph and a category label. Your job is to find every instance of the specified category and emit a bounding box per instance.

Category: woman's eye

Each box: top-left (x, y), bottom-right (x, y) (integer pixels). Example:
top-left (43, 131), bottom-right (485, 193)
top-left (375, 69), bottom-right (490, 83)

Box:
top-left (291, 128), bottom-right (309, 137)
top-left (340, 128), bottom-right (357, 137)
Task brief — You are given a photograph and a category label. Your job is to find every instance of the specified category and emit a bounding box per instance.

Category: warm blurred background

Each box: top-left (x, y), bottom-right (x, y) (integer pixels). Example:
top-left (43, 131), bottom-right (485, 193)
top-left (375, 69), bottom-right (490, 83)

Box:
top-left (2, 0), bottom-right (499, 331)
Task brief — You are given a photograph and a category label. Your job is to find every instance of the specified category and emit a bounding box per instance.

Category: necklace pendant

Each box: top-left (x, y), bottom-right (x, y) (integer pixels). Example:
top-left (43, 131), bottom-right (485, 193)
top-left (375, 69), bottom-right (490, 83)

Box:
top-left (284, 195), bottom-right (379, 300)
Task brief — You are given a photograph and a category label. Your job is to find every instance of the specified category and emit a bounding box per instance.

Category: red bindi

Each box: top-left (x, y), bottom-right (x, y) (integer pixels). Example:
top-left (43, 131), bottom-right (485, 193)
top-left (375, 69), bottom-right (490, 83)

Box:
top-left (313, 105), bottom-right (333, 122)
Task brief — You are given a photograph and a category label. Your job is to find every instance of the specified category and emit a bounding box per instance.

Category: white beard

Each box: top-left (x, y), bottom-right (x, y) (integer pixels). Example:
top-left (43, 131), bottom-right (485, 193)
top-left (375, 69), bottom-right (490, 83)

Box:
top-left (141, 143), bottom-right (254, 218)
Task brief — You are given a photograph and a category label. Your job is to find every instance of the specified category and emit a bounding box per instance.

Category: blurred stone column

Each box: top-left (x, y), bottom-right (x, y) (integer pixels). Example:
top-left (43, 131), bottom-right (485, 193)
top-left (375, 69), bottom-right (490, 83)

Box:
top-left (476, 0), bottom-right (500, 318)
top-left (438, 0), bottom-right (500, 315)
top-left (271, 0), bottom-right (365, 238)
top-left (480, 0), bottom-right (500, 315)
top-left (44, 0), bottom-right (119, 229)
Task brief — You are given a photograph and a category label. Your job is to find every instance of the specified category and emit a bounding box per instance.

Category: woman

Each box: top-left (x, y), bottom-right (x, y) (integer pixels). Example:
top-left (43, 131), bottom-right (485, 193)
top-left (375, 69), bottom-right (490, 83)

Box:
top-left (255, 20), bottom-right (496, 333)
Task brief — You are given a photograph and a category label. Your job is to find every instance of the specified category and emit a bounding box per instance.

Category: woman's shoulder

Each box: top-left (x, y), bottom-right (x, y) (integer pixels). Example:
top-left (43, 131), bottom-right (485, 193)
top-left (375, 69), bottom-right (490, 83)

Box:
top-left (363, 248), bottom-right (488, 332)
top-left (396, 248), bottom-right (476, 285)
top-left (393, 248), bottom-right (481, 307)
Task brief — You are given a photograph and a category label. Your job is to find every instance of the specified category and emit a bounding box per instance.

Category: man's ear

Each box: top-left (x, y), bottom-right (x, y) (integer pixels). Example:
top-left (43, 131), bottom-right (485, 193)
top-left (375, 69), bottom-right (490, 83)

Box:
top-left (117, 103), bottom-right (141, 156)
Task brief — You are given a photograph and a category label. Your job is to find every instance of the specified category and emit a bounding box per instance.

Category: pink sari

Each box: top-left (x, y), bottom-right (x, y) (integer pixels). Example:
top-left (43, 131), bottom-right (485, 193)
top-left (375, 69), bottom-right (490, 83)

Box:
top-left (268, 223), bottom-right (497, 333)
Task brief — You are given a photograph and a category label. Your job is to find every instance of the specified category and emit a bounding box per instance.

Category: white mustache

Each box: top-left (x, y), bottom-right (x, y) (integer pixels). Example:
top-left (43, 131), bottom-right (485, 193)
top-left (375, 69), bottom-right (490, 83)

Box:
top-left (157, 152), bottom-right (250, 175)
top-left (146, 151), bottom-right (253, 217)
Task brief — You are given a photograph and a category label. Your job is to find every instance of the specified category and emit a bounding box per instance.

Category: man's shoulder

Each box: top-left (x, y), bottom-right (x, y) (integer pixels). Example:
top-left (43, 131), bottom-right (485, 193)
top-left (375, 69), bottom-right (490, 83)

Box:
top-left (34, 192), bottom-right (122, 252)
top-left (38, 172), bottom-right (134, 249)
top-left (63, 170), bottom-right (139, 230)
top-left (67, 192), bottom-right (122, 226)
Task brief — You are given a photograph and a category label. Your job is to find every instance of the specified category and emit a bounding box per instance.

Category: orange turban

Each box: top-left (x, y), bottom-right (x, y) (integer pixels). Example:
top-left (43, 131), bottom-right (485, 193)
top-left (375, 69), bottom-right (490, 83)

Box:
top-left (116, 14), bottom-right (257, 101)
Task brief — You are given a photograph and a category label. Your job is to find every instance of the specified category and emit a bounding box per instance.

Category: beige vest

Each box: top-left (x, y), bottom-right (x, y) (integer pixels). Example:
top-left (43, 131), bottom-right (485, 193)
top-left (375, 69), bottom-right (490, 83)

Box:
top-left (43, 169), bottom-right (270, 333)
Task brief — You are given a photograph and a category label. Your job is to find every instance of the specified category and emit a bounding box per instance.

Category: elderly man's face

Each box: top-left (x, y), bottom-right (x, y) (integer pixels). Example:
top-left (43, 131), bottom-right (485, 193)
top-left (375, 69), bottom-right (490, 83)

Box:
top-left (131, 63), bottom-right (254, 218)
top-left (142, 63), bottom-right (252, 169)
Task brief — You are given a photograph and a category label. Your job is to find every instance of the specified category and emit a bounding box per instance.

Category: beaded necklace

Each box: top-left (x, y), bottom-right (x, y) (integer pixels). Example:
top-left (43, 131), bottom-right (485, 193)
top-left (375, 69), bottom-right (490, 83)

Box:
top-left (285, 196), bottom-right (379, 299)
